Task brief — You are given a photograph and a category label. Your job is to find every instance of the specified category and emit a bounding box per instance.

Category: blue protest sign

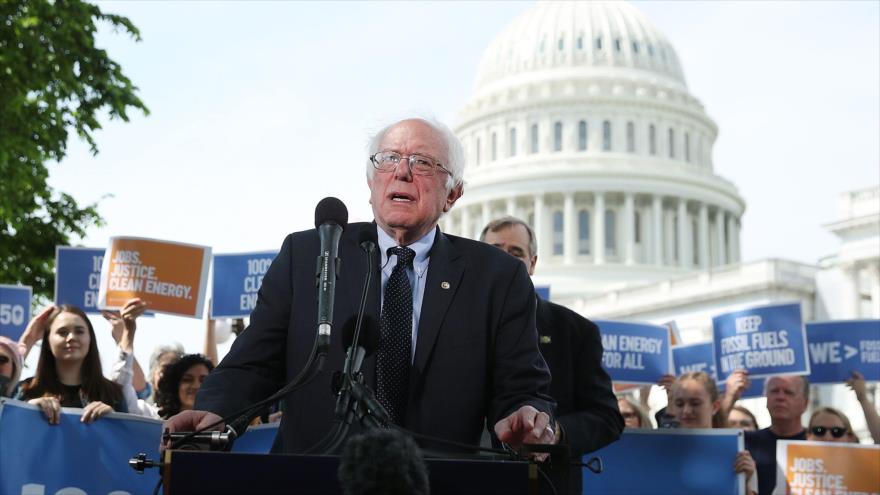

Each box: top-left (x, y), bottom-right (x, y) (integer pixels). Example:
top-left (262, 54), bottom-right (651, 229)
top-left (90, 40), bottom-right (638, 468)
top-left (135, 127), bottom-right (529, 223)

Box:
top-left (806, 320), bottom-right (880, 383)
top-left (232, 423), bottom-right (279, 453)
top-left (55, 246), bottom-right (105, 312)
top-left (0, 399), bottom-right (163, 495)
top-left (535, 285), bottom-right (550, 301)
top-left (595, 320), bottom-right (671, 385)
top-left (0, 284), bottom-right (31, 341)
top-left (585, 429), bottom-right (744, 495)
top-left (713, 302), bottom-right (809, 381)
top-left (719, 377), bottom-right (766, 399)
top-left (672, 342), bottom-right (717, 379)
top-left (212, 251), bottom-right (277, 318)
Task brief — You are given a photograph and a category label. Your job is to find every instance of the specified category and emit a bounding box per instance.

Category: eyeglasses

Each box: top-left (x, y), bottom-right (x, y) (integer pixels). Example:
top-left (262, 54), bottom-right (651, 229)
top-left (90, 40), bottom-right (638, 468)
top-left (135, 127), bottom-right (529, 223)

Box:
top-left (810, 426), bottom-right (847, 438)
top-left (620, 411), bottom-right (639, 419)
top-left (0, 355), bottom-right (10, 365)
top-left (370, 151), bottom-right (451, 177)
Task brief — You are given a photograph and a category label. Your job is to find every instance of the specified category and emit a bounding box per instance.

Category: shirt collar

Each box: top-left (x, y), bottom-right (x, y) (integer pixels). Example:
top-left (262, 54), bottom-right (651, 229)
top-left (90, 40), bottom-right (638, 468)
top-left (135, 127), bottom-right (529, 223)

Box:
top-left (377, 225), bottom-right (435, 269)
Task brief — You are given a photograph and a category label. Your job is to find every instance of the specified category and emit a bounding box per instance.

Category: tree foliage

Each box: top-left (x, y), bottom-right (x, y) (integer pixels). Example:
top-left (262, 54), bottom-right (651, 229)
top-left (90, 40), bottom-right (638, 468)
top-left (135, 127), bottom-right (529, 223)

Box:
top-left (0, 0), bottom-right (148, 301)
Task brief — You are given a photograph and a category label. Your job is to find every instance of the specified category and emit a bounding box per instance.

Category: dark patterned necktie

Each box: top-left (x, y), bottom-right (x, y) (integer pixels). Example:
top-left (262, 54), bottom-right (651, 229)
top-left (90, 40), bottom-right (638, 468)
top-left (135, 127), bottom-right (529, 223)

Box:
top-left (376, 246), bottom-right (415, 425)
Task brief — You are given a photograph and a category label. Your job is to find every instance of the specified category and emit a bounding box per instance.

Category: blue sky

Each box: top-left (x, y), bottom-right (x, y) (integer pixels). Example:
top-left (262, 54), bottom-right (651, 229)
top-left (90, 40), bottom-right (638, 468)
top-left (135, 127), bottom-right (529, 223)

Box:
top-left (33, 1), bottom-right (880, 370)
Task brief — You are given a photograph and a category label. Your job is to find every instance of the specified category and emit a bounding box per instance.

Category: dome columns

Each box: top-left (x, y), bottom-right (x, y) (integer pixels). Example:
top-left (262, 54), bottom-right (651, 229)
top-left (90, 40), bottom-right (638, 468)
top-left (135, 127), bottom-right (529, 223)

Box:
top-left (593, 193), bottom-right (606, 265)
top-left (623, 193), bottom-right (635, 265)
top-left (564, 192), bottom-right (577, 265)
top-left (534, 193), bottom-right (546, 258)
top-left (676, 198), bottom-right (689, 268)
top-left (446, 193), bottom-right (742, 272)
top-left (714, 208), bottom-right (727, 266)
top-left (652, 195), bottom-right (664, 264)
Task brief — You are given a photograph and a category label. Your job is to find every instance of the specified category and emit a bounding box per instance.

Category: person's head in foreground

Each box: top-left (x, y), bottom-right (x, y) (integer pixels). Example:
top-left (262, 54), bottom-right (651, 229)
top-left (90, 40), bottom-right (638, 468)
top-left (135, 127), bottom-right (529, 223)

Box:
top-left (338, 429), bottom-right (430, 495)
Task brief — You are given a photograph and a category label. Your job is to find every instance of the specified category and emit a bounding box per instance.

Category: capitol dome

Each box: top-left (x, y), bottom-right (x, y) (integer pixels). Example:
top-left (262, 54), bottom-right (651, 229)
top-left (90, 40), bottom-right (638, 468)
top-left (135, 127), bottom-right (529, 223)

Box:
top-left (444, 0), bottom-right (747, 304)
top-left (474, 1), bottom-right (687, 93)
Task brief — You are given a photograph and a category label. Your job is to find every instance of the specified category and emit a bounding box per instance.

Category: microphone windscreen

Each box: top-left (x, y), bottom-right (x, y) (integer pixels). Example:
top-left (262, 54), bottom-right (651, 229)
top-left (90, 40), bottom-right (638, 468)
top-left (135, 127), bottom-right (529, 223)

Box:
top-left (340, 315), bottom-right (378, 357)
top-left (314, 197), bottom-right (349, 230)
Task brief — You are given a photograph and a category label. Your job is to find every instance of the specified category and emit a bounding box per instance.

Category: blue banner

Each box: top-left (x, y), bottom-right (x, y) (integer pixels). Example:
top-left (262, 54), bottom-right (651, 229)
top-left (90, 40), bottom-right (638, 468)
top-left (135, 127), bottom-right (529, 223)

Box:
top-left (806, 320), bottom-right (880, 383)
top-left (231, 423), bottom-right (279, 453)
top-left (712, 302), bottom-right (809, 381)
top-left (595, 320), bottom-right (671, 385)
top-left (672, 342), bottom-right (717, 379)
top-left (0, 285), bottom-right (31, 341)
top-left (535, 285), bottom-right (550, 301)
top-left (211, 251), bottom-right (277, 318)
top-left (718, 377), bottom-right (766, 399)
top-left (55, 246), bottom-right (106, 312)
top-left (584, 429), bottom-right (744, 495)
top-left (0, 398), bottom-right (163, 495)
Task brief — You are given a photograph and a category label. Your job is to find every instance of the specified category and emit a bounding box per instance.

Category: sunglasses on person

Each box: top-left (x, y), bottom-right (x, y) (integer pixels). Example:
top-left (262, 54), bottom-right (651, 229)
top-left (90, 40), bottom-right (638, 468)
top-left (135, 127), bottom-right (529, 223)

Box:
top-left (810, 426), bottom-right (847, 438)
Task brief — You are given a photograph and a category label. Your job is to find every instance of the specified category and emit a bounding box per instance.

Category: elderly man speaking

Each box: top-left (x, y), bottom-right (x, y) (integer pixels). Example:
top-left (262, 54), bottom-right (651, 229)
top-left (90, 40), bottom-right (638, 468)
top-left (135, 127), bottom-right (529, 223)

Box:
top-left (165, 118), bottom-right (556, 454)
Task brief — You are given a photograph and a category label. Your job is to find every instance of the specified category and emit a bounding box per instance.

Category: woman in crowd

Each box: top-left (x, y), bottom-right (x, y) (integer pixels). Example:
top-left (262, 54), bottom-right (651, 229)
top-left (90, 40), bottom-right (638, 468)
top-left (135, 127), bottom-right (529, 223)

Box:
top-left (671, 371), bottom-right (726, 428)
top-left (0, 336), bottom-right (23, 398)
top-left (617, 396), bottom-right (652, 429)
top-left (671, 371), bottom-right (757, 495)
top-left (727, 405), bottom-right (759, 431)
top-left (156, 353), bottom-right (214, 419)
top-left (17, 305), bottom-right (126, 423)
top-left (806, 406), bottom-right (854, 443)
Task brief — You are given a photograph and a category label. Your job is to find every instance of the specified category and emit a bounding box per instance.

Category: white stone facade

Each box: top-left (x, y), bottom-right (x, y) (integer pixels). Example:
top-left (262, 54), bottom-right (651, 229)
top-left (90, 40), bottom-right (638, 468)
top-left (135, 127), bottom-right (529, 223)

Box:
top-left (445, 1), bottom-right (745, 301)
top-left (446, 0), bottom-right (880, 442)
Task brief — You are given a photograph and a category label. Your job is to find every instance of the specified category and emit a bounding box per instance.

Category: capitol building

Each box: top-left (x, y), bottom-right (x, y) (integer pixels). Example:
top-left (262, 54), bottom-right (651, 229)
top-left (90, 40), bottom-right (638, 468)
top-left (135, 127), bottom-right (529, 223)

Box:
top-left (441, 1), bottom-right (880, 436)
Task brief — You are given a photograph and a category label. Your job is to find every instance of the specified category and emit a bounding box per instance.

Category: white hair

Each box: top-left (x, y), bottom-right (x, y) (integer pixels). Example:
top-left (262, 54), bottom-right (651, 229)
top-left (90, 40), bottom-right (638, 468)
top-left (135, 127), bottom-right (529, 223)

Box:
top-left (365, 117), bottom-right (466, 192)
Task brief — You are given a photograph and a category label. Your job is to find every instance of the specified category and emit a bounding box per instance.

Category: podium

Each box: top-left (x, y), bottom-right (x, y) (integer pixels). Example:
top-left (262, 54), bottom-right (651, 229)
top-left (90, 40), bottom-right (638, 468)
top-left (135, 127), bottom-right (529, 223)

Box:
top-left (163, 450), bottom-right (535, 495)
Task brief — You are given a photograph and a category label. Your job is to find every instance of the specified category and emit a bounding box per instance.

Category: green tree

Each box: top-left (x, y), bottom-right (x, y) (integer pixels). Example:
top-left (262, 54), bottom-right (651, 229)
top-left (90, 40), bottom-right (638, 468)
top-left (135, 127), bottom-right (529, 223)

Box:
top-left (0, 0), bottom-right (148, 301)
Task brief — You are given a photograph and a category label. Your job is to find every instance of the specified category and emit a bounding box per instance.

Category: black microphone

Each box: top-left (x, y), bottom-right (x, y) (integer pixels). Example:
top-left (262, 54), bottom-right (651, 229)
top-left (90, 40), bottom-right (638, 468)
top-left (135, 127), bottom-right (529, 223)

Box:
top-left (315, 197), bottom-right (348, 354)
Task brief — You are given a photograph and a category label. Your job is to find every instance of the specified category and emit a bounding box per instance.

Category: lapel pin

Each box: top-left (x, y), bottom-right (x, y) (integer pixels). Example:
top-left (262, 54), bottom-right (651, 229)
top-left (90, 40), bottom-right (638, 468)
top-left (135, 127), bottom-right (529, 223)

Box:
top-left (441, 281), bottom-right (450, 289)
top-left (540, 335), bottom-right (552, 344)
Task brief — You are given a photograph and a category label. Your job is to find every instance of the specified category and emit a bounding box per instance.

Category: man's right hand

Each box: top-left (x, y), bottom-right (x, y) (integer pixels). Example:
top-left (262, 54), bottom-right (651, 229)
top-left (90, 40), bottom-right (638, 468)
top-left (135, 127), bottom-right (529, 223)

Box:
top-left (160, 410), bottom-right (224, 452)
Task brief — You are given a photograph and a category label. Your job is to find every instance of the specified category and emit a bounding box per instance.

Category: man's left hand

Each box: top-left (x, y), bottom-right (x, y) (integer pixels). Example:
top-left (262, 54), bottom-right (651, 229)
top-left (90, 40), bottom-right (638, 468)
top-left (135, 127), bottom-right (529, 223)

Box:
top-left (494, 405), bottom-right (555, 448)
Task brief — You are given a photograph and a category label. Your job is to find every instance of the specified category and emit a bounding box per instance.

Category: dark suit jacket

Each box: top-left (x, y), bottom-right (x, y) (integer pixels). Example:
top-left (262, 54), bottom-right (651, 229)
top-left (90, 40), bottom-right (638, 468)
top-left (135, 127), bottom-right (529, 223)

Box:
top-left (536, 297), bottom-right (623, 456)
top-left (196, 222), bottom-right (554, 453)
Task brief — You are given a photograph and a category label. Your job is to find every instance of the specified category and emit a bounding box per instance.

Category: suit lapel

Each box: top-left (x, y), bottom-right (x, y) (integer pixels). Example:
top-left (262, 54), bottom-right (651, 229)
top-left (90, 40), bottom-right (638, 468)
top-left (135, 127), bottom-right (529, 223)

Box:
top-left (413, 228), bottom-right (464, 375)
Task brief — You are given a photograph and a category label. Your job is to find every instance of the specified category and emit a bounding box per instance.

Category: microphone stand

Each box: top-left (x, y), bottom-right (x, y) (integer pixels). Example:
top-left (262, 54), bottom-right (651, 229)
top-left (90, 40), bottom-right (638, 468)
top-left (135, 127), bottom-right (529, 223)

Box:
top-left (312, 240), bottom-right (383, 454)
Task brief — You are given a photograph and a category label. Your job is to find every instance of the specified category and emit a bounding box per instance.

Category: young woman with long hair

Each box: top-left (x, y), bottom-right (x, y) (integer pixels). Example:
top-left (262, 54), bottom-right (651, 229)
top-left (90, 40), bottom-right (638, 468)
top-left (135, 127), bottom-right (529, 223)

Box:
top-left (17, 305), bottom-right (126, 423)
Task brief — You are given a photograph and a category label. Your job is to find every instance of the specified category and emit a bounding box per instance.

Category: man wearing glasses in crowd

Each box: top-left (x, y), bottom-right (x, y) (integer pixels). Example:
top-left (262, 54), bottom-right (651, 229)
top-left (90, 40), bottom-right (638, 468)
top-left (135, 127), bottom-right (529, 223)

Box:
top-left (166, 118), bottom-right (557, 456)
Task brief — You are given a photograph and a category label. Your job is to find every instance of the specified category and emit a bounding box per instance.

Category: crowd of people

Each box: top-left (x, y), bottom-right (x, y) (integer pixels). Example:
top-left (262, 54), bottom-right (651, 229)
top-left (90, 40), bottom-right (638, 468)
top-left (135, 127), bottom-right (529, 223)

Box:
top-left (614, 370), bottom-right (879, 494)
top-left (0, 117), bottom-right (877, 495)
top-left (0, 299), bottom-right (237, 424)
top-left (1, 297), bottom-right (874, 494)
